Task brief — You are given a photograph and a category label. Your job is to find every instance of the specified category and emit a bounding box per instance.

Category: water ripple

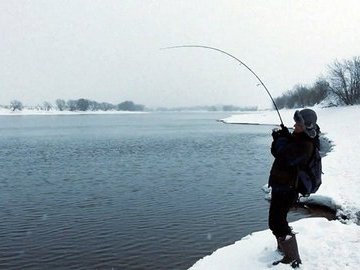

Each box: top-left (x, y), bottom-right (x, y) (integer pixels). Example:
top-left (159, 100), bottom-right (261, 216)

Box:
top-left (0, 114), bottom-right (277, 270)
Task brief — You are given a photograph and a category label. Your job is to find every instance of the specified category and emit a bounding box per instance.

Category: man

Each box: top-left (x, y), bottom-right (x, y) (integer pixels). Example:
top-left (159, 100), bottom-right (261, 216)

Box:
top-left (268, 108), bottom-right (319, 268)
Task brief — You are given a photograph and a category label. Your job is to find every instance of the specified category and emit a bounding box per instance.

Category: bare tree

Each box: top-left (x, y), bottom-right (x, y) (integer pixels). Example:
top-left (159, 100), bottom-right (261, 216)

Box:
top-left (328, 57), bottom-right (360, 105)
top-left (10, 100), bottom-right (23, 111)
top-left (274, 79), bottom-right (330, 109)
top-left (56, 99), bottom-right (66, 111)
top-left (43, 101), bottom-right (53, 111)
top-left (76, 98), bottom-right (90, 111)
top-left (310, 79), bottom-right (330, 105)
top-left (67, 100), bottom-right (77, 111)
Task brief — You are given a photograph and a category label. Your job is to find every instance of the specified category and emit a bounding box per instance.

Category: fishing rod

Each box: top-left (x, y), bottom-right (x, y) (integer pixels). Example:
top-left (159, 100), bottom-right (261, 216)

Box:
top-left (161, 45), bottom-right (284, 126)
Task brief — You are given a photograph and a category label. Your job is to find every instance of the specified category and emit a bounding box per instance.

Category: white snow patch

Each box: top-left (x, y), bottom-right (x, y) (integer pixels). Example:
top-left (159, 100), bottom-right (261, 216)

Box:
top-left (190, 218), bottom-right (360, 270)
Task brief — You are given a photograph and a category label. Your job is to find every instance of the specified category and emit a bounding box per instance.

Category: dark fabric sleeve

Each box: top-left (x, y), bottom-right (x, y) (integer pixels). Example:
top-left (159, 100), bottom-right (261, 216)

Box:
top-left (271, 137), bottom-right (290, 158)
top-left (272, 138), bottom-right (314, 168)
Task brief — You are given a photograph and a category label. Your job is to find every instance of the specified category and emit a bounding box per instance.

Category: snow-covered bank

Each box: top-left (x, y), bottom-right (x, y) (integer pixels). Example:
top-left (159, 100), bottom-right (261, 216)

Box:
top-left (190, 218), bottom-right (360, 270)
top-left (0, 108), bottom-right (146, 116)
top-left (189, 105), bottom-right (360, 270)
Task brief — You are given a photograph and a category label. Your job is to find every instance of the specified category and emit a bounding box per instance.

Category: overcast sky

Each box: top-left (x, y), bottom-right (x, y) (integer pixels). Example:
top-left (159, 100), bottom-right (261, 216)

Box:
top-left (1, 0), bottom-right (359, 108)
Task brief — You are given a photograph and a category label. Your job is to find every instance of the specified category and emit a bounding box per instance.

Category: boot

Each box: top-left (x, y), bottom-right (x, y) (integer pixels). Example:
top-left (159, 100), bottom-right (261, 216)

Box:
top-left (273, 234), bottom-right (302, 268)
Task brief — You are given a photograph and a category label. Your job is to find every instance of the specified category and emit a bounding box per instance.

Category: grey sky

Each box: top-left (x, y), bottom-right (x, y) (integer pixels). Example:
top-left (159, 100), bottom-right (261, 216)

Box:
top-left (1, 0), bottom-right (359, 108)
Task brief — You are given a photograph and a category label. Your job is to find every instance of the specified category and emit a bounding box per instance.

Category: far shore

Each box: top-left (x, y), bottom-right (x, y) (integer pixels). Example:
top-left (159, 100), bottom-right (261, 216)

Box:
top-left (0, 109), bottom-right (148, 116)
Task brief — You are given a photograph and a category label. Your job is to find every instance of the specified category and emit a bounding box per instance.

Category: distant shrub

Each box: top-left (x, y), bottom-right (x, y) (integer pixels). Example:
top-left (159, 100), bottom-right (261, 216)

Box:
top-left (274, 56), bottom-right (360, 108)
top-left (274, 79), bottom-right (330, 109)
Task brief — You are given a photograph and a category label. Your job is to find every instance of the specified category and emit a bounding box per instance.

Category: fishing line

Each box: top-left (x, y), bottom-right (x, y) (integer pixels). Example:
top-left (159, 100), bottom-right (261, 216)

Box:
top-left (161, 45), bottom-right (284, 126)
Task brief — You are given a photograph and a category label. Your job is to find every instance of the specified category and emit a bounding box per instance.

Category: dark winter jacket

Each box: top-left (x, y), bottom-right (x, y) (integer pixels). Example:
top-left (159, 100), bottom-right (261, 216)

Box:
top-left (269, 132), bottom-right (315, 190)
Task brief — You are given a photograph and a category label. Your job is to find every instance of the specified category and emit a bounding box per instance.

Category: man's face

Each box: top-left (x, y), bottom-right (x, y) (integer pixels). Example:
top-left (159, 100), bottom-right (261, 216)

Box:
top-left (293, 122), bottom-right (304, 133)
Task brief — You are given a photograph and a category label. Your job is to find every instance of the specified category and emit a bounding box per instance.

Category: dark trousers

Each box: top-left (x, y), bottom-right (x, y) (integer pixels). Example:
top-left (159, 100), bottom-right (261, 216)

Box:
top-left (268, 188), bottom-right (298, 238)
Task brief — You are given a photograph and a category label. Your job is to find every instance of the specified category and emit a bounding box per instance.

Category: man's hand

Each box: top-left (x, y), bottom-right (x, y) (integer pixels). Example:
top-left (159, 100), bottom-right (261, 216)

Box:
top-left (272, 125), bottom-right (290, 140)
top-left (279, 124), bottom-right (290, 136)
top-left (272, 128), bottom-right (281, 140)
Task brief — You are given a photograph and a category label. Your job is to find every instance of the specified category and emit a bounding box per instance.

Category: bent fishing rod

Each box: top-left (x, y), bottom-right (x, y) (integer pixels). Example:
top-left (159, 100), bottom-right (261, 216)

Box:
top-left (161, 45), bottom-right (284, 126)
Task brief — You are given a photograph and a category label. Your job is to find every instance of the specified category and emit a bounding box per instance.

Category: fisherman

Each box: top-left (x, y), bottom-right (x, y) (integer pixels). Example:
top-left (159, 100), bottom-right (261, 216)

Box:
top-left (268, 108), bottom-right (319, 268)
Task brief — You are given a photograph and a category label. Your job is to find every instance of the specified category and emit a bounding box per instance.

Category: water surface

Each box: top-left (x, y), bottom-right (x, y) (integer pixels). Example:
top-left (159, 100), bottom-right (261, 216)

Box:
top-left (0, 112), bottom-right (323, 269)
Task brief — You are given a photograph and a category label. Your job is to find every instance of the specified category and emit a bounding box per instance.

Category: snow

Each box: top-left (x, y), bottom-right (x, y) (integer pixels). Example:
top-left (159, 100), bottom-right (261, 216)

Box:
top-left (0, 107), bottom-right (146, 115)
top-left (191, 218), bottom-right (360, 270)
top-left (189, 105), bottom-right (360, 270)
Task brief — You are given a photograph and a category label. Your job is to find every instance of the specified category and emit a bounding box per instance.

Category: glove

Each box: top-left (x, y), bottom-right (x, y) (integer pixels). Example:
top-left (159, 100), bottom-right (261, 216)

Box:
top-left (272, 125), bottom-right (290, 140)
top-left (272, 128), bottom-right (281, 140)
top-left (279, 124), bottom-right (290, 137)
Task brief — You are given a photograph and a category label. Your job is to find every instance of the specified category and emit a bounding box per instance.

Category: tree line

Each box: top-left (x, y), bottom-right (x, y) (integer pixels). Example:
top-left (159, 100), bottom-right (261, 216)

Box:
top-left (7, 56), bottom-right (360, 112)
top-left (8, 99), bottom-right (145, 112)
top-left (274, 56), bottom-right (360, 109)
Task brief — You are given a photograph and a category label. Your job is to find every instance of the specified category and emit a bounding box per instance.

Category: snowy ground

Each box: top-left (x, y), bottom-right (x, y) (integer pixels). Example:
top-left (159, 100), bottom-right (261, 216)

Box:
top-left (0, 108), bottom-right (146, 115)
top-left (189, 105), bottom-right (360, 270)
